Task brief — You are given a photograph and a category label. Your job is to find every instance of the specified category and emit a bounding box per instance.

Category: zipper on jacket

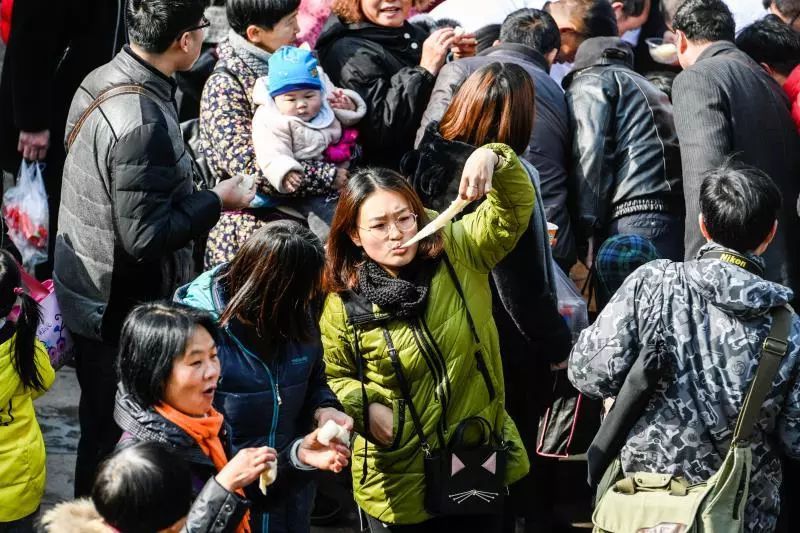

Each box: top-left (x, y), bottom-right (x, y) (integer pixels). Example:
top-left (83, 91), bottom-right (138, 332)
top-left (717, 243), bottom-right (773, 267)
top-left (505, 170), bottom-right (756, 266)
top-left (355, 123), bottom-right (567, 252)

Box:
top-left (228, 333), bottom-right (281, 449)
top-left (474, 350), bottom-right (496, 400)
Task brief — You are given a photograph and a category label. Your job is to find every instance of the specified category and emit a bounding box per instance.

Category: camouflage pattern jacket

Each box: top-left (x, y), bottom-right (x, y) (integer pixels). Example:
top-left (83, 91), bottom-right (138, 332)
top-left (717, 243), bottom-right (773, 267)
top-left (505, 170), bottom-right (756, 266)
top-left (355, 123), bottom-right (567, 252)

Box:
top-left (569, 243), bottom-right (800, 532)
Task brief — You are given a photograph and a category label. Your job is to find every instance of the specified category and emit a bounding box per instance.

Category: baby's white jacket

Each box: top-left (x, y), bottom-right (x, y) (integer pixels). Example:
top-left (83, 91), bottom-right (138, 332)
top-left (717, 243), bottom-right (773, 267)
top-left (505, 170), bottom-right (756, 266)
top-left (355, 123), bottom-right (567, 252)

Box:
top-left (251, 67), bottom-right (367, 192)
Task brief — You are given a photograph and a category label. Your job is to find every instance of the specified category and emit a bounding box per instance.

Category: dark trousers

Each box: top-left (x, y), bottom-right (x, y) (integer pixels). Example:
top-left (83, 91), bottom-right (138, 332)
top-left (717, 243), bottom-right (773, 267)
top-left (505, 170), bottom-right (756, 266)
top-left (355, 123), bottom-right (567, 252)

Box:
top-left (607, 211), bottom-right (684, 262)
top-left (362, 512), bottom-right (502, 533)
top-left (0, 510), bottom-right (37, 533)
top-left (73, 334), bottom-right (121, 497)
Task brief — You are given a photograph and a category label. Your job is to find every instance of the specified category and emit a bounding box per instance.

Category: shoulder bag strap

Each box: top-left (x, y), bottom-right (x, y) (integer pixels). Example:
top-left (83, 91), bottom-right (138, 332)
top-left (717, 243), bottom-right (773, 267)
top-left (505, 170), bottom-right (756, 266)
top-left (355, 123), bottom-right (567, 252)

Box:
top-left (733, 304), bottom-right (793, 443)
top-left (66, 84), bottom-right (159, 151)
top-left (381, 326), bottom-right (433, 456)
top-left (442, 254), bottom-right (481, 345)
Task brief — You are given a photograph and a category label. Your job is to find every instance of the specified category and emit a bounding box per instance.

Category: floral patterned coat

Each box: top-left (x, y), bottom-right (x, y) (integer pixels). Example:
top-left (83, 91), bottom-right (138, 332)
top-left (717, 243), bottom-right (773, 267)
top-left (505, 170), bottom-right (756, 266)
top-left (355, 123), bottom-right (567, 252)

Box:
top-left (198, 38), bottom-right (336, 268)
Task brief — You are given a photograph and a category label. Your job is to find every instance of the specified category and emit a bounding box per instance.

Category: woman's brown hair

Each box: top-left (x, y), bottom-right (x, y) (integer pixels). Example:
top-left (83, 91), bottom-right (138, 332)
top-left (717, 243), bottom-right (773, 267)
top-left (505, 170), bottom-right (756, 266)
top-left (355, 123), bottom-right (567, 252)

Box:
top-left (332, 0), bottom-right (425, 24)
top-left (331, 0), bottom-right (364, 23)
top-left (438, 62), bottom-right (535, 154)
top-left (218, 221), bottom-right (325, 343)
top-left (325, 167), bottom-right (444, 293)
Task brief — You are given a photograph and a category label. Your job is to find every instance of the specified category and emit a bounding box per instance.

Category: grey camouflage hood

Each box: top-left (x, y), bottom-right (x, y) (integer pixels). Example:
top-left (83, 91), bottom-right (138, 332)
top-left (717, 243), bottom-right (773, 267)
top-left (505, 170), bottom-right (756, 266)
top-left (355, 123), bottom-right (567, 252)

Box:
top-left (688, 242), bottom-right (793, 319)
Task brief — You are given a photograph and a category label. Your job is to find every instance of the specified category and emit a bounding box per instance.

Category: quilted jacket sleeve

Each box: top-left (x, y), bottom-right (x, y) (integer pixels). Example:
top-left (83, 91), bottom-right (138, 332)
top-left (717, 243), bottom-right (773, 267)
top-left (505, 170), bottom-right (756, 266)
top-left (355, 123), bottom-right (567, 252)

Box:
top-left (320, 294), bottom-right (388, 437)
top-left (450, 144), bottom-right (535, 273)
top-left (778, 326), bottom-right (800, 459)
top-left (566, 75), bottom-right (618, 239)
top-left (568, 261), bottom-right (667, 398)
top-left (110, 123), bottom-right (221, 262)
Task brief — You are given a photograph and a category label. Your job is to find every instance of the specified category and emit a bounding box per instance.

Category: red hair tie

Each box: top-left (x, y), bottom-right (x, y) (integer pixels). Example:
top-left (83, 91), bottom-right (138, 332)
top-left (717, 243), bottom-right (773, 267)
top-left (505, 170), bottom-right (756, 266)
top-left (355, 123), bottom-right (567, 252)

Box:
top-left (13, 287), bottom-right (23, 295)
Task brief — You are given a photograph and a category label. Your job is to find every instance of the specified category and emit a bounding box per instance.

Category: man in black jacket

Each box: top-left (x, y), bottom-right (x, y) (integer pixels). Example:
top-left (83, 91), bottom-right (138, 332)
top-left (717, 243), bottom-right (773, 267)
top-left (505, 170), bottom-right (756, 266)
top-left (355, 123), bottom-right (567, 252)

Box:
top-left (54, 0), bottom-right (254, 496)
top-left (417, 8), bottom-right (578, 270)
top-left (669, 0), bottom-right (800, 291)
top-left (564, 36), bottom-right (683, 263)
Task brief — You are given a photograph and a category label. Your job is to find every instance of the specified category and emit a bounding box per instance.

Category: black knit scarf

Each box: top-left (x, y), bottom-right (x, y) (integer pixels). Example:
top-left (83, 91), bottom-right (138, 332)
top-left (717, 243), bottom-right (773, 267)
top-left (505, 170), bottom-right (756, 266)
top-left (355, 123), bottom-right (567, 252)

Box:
top-left (357, 258), bottom-right (438, 319)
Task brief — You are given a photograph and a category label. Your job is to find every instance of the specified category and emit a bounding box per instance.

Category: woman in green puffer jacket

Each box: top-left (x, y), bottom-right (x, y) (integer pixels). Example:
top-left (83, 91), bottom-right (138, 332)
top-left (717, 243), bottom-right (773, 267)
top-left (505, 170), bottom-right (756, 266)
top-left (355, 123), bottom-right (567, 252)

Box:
top-left (320, 143), bottom-right (533, 531)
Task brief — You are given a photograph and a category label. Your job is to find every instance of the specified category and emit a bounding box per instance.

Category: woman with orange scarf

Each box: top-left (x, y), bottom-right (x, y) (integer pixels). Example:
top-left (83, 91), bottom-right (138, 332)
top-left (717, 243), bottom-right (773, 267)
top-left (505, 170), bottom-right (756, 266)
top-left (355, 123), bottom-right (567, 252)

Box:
top-left (113, 302), bottom-right (349, 532)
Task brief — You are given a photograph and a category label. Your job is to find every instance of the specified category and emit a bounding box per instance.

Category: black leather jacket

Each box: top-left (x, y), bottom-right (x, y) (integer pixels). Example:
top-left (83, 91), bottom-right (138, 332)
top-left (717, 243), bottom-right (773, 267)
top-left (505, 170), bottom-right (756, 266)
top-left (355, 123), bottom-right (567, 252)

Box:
top-left (564, 38), bottom-right (682, 241)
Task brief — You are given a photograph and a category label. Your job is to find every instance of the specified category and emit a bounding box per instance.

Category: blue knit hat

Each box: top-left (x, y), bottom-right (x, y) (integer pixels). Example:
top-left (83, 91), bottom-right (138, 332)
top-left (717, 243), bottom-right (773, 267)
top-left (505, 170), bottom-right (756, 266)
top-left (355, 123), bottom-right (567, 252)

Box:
top-left (268, 46), bottom-right (323, 98)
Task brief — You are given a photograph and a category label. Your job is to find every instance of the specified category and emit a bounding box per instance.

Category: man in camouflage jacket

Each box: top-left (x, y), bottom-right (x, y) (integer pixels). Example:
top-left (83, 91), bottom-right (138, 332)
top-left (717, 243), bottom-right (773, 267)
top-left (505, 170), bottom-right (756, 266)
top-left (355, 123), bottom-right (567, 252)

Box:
top-left (569, 164), bottom-right (800, 532)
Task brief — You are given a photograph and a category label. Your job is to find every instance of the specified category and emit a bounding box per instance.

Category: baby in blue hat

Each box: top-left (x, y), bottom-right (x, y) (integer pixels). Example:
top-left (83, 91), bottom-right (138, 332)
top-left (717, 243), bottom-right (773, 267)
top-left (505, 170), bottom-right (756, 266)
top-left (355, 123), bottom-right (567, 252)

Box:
top-left (252, 45), bottom-right (366, 213)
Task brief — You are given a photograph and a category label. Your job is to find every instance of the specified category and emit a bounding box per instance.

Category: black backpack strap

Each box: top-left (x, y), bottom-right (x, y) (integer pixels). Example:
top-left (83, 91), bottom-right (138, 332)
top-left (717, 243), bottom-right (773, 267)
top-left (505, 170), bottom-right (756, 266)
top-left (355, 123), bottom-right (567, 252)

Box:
top-left (733, 304), bottom-right (793, 443)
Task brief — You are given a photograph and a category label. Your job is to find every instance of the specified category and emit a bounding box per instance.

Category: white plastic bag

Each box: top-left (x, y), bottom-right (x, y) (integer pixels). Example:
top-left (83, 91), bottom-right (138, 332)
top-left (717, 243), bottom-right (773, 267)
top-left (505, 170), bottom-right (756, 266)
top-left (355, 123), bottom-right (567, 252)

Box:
top-left (553, 261), bottom-right (588, 343)
top-left (2, 162), bottom-right (49, 269)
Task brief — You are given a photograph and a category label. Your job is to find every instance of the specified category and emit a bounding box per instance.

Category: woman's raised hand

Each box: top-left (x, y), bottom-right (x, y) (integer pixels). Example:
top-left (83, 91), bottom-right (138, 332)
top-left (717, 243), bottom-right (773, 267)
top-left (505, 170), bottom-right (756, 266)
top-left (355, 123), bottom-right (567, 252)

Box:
top-left (297, 429), bottom-right (351, 473)
top-left (458, 147), bottom-right (500, 201)
top-left (420, 28), bottom-right (459, 76)
top-left (215, 446), bottom-right (277, 492)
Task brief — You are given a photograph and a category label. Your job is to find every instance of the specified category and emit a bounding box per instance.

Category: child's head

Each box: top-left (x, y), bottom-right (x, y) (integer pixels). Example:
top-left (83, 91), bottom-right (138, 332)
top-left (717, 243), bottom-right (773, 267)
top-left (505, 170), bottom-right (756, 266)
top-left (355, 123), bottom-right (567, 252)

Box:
top-left (227, 0), bottom-right (300, 51)
top-left (268, 46), bottom-right (324, 121)
top-left (0, 250), bottom-right (44, 391)
top-left (699, 161), bottom-right (782, 254)
top-left (92, 442), bottom-right (193, 533)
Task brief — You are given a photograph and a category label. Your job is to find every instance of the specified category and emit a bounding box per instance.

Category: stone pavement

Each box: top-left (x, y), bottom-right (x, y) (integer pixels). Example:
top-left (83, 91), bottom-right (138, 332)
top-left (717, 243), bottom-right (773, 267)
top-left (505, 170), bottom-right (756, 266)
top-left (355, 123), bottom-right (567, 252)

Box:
top-left (35, 366), bottom-right (359, 532)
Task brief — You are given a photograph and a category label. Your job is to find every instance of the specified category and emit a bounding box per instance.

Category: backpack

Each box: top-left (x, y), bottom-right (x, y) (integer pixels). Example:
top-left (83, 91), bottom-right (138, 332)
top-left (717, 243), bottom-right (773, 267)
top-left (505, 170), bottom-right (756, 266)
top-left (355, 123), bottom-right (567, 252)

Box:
top-left (591, 304), bottom-right (792, 533)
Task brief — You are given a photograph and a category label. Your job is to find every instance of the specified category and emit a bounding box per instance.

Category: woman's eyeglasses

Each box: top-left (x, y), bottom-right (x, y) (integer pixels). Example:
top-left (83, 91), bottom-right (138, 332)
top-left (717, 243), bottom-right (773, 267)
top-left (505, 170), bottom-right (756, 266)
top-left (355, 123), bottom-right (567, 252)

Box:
top-left (359, 213), bottom-right (418, 238)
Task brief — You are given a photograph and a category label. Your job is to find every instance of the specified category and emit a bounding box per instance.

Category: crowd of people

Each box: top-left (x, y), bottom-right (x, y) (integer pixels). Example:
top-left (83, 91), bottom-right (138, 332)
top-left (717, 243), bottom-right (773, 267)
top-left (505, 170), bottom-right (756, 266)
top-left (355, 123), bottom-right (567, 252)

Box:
top-left (0, 0), bottom-right (799, 532)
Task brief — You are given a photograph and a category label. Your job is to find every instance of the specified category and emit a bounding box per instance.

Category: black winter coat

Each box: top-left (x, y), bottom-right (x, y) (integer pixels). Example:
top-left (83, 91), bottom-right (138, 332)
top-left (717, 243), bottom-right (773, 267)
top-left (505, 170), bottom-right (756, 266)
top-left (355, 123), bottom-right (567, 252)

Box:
top-left (316, 16), bottom-right (435, 169)
top-left (0, 0), bottom-right (125, 175)
top-left (672, 41), bottom-right (800, 293)
top-left (54, 47), bottom-right (221, 342)
top-left (114, 391), bottom-right (250, 533)
top-left (416, 44), bottom-right (577, 269)
top-left (563, 38), bottom-right (682, 243)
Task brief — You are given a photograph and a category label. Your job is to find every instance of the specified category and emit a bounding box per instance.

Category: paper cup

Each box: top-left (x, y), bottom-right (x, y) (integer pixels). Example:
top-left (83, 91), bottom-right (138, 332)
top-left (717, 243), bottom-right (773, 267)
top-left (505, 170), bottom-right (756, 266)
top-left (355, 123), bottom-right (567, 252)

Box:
top-left (547, 222), bottom-right (558, 246)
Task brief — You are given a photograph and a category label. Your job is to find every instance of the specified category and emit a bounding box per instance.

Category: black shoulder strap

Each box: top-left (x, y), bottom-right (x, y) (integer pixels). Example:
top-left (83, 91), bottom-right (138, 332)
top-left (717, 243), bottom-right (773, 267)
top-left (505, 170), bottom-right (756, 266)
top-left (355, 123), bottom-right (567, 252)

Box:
top-left (733, 304), bottom-right (793, 442)
top-left (442, 255), bottom-right (481, 345)
top-left (381, 327), bottom-right (432, 455)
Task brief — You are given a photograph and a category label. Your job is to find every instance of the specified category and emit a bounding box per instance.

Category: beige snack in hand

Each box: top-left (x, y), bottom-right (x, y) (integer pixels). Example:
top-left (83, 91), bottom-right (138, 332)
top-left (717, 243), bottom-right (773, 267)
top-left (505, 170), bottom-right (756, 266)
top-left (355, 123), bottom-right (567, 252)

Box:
top-left (400, 198), bottom-right (471, 249)
top-left (318, 419), bottom-right (351, 446)
top-left (258, 460), bottom-right (278, 495)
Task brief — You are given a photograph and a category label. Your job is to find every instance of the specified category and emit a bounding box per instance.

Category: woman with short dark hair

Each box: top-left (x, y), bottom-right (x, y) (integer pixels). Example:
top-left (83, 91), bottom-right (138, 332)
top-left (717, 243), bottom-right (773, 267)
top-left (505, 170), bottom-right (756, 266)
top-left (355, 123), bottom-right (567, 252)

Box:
top-left (315, 0), bottom-right (471, 169)
top-left (320, 138), bottom-right (534, 530)
top-left (176, 221), bottom-right (352, 532)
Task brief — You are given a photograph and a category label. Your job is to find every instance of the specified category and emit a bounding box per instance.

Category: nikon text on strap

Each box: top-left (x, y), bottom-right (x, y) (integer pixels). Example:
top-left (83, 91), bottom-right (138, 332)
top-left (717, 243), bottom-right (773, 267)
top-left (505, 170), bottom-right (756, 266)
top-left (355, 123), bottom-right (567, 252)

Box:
top-left (700, 249), bottom-right (765, 277)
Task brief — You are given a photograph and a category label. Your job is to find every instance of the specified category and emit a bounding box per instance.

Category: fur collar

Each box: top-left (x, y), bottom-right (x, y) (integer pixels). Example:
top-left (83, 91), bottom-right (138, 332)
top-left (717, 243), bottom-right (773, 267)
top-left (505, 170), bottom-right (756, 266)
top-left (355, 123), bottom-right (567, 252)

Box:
top-left (40, 499), bottom-right (112, 533)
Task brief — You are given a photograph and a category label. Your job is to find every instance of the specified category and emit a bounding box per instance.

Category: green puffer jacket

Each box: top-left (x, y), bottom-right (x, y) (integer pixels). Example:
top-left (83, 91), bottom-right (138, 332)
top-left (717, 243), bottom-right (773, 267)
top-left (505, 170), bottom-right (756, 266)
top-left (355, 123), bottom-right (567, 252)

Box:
top-left (320, 144), bottom-right (533, 525)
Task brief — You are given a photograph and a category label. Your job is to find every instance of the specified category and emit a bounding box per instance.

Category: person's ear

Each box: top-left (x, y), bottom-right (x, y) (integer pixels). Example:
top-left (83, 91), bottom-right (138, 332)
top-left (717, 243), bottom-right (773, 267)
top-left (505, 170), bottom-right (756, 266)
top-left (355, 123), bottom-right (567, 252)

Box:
top-left (178, 32), bottom-right (192, 53)
top-left (492, 39), bottom-right (502, 47)
top-left (246, 24), bottom-right (264, 44)
top-left (699, 213), bottom-right (712, 242)
top-left (676, 30), bottom-right (688, 54)
top-left (545, 48), bottom-right (558, 66)
top-left (754, 220), bottom-right (779, 256)
top-left (350, 229), bottom-right (362, 248)
top-left (611, 2), bottom-right (625, 22)
top-left (760, 62), bottom-right (775, 77)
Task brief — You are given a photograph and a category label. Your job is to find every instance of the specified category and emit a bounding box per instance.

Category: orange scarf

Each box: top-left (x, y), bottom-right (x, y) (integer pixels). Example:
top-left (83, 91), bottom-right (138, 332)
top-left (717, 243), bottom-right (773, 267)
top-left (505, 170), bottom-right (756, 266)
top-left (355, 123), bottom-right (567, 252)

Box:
top-left (155, 403), bottom-right (251, 533)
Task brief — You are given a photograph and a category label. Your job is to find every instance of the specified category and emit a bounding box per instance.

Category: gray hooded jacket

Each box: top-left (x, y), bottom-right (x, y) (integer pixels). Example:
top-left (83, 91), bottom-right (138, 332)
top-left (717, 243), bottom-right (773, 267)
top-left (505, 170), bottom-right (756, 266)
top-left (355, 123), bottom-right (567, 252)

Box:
top-left (569, 242), bottom-right (800, 532)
